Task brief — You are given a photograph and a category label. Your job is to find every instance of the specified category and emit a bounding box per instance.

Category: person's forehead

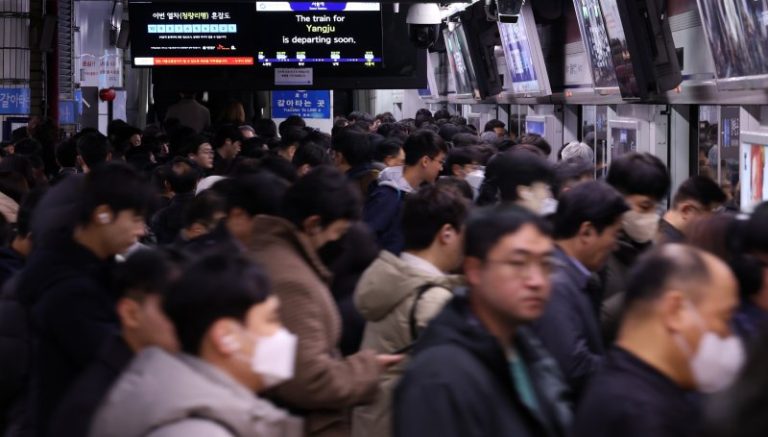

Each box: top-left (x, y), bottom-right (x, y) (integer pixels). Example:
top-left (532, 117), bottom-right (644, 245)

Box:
top-left (489, 225), bottom-right (553, 256)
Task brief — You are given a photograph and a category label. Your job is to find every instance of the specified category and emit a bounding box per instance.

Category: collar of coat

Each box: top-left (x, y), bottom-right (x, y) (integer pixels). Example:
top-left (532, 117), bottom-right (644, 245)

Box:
top-left (249, 215), bottom-right (332, 283)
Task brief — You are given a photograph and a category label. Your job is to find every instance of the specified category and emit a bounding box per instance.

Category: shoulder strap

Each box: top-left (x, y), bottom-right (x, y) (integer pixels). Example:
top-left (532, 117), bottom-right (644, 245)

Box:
top-left (409, 283), bottom-right (438, 341)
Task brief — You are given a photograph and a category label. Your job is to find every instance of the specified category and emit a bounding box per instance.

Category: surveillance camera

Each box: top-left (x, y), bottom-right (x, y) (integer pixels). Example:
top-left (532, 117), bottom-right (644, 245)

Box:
top-left (407, 3), bottom-right (441, 49)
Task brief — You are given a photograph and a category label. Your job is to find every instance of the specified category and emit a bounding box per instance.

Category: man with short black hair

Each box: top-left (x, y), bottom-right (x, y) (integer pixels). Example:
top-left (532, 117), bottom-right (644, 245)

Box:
top-left (90, 253), bottom-right (303, 437)
top-left (52, 139), bottom-right (80, 185)
top-left (278, 115), bottom-right (307, 138)
top-left (276, 127), bottom-right (308, 162)
top-left (17, 162), bottom-right (153, 433)
top-left (293, 142), bottom-right (332, 177)
top-left (184, 134), bottom-right (214, 172)
top-left (211, 125), bottom-right (243, 175)
top-left (332, 129), bottom-right (378, 196)
top-left (658, 176), bottom-right (726, 244)
top-left (532, 182), bottom-right (629, 400)
top-left (249, 166), bottom-right (400, 437)
top-left (442, 146), bottom-right (479, 180)
top-left (215, 172), bottom-right (288, 246)
top-left (76, 132), bottom-right (111, 173)
top-left (394, 206), bottom-right (571, 437)
top-left (602, 152), bottom-right (671, 339)
top-left (353, 185), bottom-right (468, 437)
top-left (50, 249), bottom-right (179, 437)
top-left (477, 150), bottom-right (556, 216)
top-left (151, 158), bottom-right (201, 245)
top-left (573, 244), bottom-right (743, 437)
top-left (552, 158), bottom-right (594, 198)
top-left (484, 119), bottom-right (506, 138)
top-left (363, 130), bottom-right (448, 254)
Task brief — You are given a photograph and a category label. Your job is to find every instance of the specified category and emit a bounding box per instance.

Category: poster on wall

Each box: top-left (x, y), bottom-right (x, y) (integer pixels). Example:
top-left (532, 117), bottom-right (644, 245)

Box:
top-left (741, 143), bottom-right (768, 211)
top-left (80, 54), bottom-right (99, 87)
top-left (99, 51), bottom-right (124, 89)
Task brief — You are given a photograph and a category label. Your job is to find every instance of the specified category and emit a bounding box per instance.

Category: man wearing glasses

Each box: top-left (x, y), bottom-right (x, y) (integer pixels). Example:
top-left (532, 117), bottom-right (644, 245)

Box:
top-left (393, 205), bottom-right (571, 437)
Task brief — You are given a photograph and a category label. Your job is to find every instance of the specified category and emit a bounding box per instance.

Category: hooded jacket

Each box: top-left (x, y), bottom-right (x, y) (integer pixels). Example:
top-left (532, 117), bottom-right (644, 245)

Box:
top-left (362, 166), bottom-right (417, 255)
top-left (89, 347), bottom-right (302, 437)
top-left (351, 251), bottom-right (463, 437)
top-left (247, 216), bottom-right (380, 437)
top-left (393, 297), bottom-right (572, 437)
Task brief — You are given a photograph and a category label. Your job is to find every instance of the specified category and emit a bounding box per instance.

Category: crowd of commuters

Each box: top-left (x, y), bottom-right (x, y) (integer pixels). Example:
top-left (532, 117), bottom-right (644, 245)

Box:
top-left (0, 103), bottom-right (764, 437)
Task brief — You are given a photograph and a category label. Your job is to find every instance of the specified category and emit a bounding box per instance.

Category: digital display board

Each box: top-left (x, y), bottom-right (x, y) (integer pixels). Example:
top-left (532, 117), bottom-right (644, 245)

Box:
top-left (526, 120), bottom-right (545, 136)
top-left (254, 2), bottom-right (383, 68)
top-left (598, 0), bottom-right (641, 97)
top-left (498, 21), bottom-right (539, 95)
top-left (443, 24), bottom-right (479, 98)
top-left (573, 0), bottom-right (618, 89)
top-left (497, 3), bottom-right (550, 96)
top-left (697, 0), bottom-right (768, 89)
top-left (128, 2), bottom-right (256, 67)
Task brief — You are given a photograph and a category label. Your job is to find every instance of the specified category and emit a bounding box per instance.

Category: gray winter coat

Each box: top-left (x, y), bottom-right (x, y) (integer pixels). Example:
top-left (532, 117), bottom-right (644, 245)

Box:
top-left (89, 347), bottom-right (302, 437)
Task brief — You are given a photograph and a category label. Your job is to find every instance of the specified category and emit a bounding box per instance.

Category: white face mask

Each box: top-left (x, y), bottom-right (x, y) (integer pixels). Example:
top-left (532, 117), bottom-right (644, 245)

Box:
top-left (250, 328), bottom-right (298, 389)
top-left (518, 183), bottom-right (555, 216)
top-left (674, 303), bottom-right (745, 394)
top-left (622, 210), bottom-right (660, 243)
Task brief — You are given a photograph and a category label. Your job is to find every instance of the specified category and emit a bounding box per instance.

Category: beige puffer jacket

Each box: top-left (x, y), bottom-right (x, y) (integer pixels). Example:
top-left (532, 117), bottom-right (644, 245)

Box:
top-left (351, 251), bottom-right (464, 437)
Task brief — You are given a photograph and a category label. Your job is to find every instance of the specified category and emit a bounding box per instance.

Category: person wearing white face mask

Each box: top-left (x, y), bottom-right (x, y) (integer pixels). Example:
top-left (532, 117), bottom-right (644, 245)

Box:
top-left (476, 149), bottom-right (557, 216)
top-left (573, 244), bottom-right (743, 437)
top-left (89, 253), bottom-right (303, 437)
top-left (601, 152), bottom-right (671, 342)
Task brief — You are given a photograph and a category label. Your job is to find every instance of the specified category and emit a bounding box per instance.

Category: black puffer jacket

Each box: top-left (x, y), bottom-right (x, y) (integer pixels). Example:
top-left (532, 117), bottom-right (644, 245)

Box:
top-left (393, 296), bottom-right (572, 437)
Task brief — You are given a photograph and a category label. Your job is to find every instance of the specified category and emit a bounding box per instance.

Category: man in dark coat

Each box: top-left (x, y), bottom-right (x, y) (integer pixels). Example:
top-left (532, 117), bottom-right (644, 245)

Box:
top-left (16, 162), bottom-right (153, 436)
top-left (657, 176), bottom-right (726, 245)
top-left (532, 182), bottom-right (629, 400)
top-left (601, 153), bottom-right (671, 342)
top-left (574, 245), bottom-right (742, 437)
top-left (150, 158), bottom-right (200, 245)
top-left (48, 249), bottom-right (179, 437)
top-left (363, 131), bottom-right (447, 254)
top-left (393, 206), bottom-right (572, 437)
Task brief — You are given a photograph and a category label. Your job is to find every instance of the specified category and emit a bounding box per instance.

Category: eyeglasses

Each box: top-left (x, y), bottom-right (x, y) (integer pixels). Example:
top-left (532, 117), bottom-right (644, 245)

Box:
top-left (484, 256), bottom-right (561, 278)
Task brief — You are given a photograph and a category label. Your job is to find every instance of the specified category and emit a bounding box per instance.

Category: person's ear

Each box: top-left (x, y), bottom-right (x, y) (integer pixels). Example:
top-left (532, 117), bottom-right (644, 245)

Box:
top-left (210, 319), bottom-right (242, 356)
top-left (420, 155), bottom-right (431, 169)
top-left (660, 290), bottom-right (688, 333)
top-left (93, 205), bottom-right (114, 225)
top-left (463, 256), bottom-right (483, 288)
top-left (186, 222), bottom-right (208, 239)
top-left (298, 164), bottom-right (311, 177)
top-left (116, 297), bottom-right (143, 330)
top-left (302, 215), bottom-right (323, 235)
top-left (578, 221), bottom-right (596, 242)
top-left (438, 224), bottom-right (456, 245)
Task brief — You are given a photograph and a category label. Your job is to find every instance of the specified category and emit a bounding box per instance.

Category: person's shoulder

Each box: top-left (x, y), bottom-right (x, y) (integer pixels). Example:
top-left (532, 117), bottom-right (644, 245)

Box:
top-left (146, 418), bottom-right (234, 437)
top-left (407, 343), bottom-right (487, 381)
